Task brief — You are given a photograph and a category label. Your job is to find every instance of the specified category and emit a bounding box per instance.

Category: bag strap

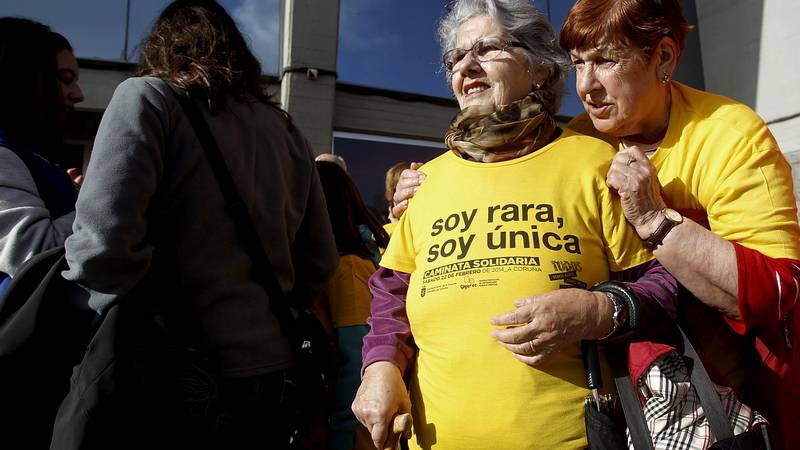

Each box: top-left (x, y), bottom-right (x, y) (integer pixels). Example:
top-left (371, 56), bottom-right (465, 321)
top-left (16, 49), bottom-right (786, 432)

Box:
top-left (610, 347), bottom-right (654, 450)
top-left (166, 84), bottom-right (296, 339)
top-left (611, 317), bottom-right (737, 449)
top-left (675, 322), bottom-right (734, 440)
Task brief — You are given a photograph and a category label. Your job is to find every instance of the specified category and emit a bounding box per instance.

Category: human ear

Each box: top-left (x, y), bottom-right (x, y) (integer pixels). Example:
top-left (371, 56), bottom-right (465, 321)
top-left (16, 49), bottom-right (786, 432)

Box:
top-left (529, 65), bottom-right (551, 90)
top-left (654, 37), bottom-right (679, 79)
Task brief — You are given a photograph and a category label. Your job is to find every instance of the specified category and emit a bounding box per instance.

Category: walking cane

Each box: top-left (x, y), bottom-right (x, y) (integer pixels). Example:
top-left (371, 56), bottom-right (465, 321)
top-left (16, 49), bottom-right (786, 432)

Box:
top-left (383, 413), bottom-right (412, 450)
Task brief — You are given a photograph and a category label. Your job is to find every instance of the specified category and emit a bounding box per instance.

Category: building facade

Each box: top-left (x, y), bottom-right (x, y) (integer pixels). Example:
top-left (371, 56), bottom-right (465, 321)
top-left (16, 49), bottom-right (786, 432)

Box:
top-left (57, 0), bottom-right (800, 216)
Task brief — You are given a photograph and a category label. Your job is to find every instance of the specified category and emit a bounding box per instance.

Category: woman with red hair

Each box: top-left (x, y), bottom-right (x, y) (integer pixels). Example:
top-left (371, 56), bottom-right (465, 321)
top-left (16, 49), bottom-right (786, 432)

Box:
top-left (560, 1), bottom-right (799, 448)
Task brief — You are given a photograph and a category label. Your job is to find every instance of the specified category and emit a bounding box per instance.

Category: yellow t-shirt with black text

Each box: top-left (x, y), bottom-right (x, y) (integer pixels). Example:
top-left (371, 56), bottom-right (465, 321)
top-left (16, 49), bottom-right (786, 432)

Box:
top-left (380, 128), bottom-right (652, 449)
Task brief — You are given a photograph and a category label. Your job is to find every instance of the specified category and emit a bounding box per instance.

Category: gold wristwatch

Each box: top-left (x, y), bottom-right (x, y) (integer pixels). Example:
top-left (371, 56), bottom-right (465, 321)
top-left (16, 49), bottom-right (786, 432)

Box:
top-left (644, 208), bottom-right (683, 249)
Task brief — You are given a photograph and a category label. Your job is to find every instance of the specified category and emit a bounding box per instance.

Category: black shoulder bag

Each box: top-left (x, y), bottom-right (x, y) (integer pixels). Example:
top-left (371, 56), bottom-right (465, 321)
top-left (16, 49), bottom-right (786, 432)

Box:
top-left (582, 282), bottom-right (770, 450)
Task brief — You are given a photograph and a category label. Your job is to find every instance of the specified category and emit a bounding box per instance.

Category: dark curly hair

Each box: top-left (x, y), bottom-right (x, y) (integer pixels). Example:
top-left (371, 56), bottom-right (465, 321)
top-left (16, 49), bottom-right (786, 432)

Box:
top-left (137, 0), bottom-right (278, 114)
top-left (0, 17), bottom-right (63, 147)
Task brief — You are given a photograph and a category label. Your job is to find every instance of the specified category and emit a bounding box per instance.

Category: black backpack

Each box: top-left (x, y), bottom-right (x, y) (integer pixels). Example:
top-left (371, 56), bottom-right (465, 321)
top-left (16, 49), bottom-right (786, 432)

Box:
top-left (0, 246), bottom-right (96, 449)
top-left (0, 134), bottom-right (93, 449)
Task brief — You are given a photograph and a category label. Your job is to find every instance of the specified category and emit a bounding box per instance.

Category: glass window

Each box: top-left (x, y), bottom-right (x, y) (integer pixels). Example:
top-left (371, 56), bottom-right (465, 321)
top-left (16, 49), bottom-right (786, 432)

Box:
top-left (547, 0), bottom-right (584, 117)
top-left (338, 0), bottom-right (451, 99)
top-left (0, 0), bottom-right (280, 74)
top-left (2, 0), bottom-right (577, 112)
top-left (337, 0), bottom-right (582, 116)
top-left (333, 133), bottom-right (445, 220)
top-left (220, 0), bottom-right (281, 75)
top-left (126, 0), bottom-right (171, 61)
top-left (0, 0), bottom-right (129, 61)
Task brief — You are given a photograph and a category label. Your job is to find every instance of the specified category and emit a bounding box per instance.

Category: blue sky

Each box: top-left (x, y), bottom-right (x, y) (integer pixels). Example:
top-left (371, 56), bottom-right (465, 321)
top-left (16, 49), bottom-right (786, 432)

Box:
top-left (0, 0), bottom-right (582, 116)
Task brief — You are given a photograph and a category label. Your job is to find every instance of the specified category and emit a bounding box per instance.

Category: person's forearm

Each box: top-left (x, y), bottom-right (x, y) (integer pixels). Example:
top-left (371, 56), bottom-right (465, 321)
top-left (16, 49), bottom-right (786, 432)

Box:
top-left (652, 218), bottom-right (739, 318)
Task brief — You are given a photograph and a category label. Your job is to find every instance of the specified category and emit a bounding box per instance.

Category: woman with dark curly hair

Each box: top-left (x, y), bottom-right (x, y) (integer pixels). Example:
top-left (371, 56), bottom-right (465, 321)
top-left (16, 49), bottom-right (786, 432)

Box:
top-left (61, 0), bottom-right (338, 447)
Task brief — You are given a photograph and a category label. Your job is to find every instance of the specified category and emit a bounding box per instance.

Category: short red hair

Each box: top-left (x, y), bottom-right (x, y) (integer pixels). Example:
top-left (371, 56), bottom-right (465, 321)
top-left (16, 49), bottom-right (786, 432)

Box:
top-left (559, 0), bottom-right (693, 59)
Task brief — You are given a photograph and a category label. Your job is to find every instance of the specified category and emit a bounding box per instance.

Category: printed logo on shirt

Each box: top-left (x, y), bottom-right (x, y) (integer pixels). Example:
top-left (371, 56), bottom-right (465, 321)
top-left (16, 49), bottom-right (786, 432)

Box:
top-left (548, 260), bottom-right (587, 288)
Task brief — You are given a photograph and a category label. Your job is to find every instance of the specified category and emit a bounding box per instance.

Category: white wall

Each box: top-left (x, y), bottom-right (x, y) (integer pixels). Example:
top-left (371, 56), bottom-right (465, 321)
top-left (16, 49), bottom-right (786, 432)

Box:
top-left (696, 0), bottom-right (800, 211)
top-left (756, 0), bottom-right (800, 204)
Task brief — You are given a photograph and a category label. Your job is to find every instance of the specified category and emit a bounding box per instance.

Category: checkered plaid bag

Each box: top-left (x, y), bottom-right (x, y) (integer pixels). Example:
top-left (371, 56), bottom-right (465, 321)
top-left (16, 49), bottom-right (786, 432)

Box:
top-left (630, 352), bottom-right (768, 450)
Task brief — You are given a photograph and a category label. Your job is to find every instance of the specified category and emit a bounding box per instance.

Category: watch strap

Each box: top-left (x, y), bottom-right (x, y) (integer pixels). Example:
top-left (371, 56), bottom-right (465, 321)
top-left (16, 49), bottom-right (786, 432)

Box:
top-left (644, 209), bottom-right (681, 249)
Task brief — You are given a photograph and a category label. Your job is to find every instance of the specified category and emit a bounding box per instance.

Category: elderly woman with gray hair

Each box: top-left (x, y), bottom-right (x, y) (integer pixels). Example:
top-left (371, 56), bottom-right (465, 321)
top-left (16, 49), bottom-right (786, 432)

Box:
top-left (351, 1), bottom-right (679, 448)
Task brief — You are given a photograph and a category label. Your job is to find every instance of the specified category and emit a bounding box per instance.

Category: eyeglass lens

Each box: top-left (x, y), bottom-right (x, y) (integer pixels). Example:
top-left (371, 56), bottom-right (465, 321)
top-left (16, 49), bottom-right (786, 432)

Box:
top-left (444, 37), bottom-right (509, 71)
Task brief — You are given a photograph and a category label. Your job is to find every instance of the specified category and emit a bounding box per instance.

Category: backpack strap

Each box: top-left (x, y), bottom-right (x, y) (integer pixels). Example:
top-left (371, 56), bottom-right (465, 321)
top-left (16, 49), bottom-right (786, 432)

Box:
top-left (0, 130), bottom-right (77, 218)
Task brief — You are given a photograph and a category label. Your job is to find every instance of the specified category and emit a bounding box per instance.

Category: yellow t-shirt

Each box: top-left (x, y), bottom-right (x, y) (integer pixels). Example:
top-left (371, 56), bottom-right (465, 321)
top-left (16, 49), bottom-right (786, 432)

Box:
top-left (569, 81), bottom-right (799, 260)
top-left (380, 128), bottom-right (652, 449)
top-left (569, 81), bottom-right (800, 392)
top-left (323, 254), bottom-right (376, 328)
top-left (383, 221), bottom-right (398, 237)
top-left (379, 222), bottom-right (398, 255)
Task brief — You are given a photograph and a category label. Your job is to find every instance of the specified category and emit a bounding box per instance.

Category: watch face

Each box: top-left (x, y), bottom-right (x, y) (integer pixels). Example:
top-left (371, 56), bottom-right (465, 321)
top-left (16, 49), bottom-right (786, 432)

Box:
top-left (663, 208), bottom-right (683, 223)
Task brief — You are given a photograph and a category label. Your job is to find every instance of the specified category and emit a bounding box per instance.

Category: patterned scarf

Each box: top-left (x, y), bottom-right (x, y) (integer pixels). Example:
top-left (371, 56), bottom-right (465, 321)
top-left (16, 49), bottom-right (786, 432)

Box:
top-left (445, 90), bottom-right (557, 163)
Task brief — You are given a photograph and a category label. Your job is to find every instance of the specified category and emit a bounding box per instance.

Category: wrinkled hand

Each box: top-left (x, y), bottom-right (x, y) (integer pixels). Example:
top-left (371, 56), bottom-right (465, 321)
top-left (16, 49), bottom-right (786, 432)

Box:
top-left (606, 146), bottom-right (666, 238)
top-left (490, 289), bottom-right (610, 366)
top-left (352, 361), bottom-right (411, 450)
top-left (391, 163), bottom-right (425, 220)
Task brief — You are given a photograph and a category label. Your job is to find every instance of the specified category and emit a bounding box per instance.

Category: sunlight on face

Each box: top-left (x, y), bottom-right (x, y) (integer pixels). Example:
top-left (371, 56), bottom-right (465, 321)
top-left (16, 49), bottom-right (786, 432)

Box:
top-left (450, 15), bottom-right (535, 110)
top-left (570, 46), bottom-right (664, 138)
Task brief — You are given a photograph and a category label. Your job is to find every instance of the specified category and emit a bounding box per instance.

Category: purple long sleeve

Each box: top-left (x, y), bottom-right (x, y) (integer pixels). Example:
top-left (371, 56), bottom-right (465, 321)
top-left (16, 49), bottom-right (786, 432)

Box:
top-left (362, 260), bottom-right (678, 374)
top-left (608, 258), bottom-right (678, 343)
top-left (362, 268), bottom-right (416, 375)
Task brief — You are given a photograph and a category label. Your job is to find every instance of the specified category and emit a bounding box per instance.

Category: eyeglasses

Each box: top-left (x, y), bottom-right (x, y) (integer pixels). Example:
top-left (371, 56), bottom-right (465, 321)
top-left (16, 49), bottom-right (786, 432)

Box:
top-left (442, 37), bottom-right (527, 72)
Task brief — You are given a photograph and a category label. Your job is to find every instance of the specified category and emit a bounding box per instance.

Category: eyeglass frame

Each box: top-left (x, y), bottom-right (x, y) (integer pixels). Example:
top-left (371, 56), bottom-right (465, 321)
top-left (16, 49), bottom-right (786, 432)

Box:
top-left (442, 36), bottom-right (529, 72)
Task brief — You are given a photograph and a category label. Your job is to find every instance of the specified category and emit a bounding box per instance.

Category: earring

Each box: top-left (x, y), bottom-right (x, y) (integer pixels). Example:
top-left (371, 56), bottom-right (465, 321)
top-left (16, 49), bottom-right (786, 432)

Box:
top-left (661, 71), bottom-right (671, 84)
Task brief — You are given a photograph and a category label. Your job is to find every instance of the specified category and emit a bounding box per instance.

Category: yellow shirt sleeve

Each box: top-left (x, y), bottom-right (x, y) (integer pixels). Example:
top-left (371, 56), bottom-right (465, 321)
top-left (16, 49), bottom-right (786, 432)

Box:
top-left (597, 175), bottom-right (654, 272)
top-left (379, 201), bottom-right (418, 274)
top-left (699, 127), bottom-right (800, 259)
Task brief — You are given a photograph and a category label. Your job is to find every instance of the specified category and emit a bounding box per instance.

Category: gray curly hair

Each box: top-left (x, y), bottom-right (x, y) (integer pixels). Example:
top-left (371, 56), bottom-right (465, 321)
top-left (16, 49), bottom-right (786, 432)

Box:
top-left (438, 0), bottom-right (571, 114)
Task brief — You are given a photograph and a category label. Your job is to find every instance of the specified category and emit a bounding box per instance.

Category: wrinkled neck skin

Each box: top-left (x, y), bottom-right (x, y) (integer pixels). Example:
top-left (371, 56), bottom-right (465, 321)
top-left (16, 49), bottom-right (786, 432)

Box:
top-left (621, 86), bottom-right (672, 146)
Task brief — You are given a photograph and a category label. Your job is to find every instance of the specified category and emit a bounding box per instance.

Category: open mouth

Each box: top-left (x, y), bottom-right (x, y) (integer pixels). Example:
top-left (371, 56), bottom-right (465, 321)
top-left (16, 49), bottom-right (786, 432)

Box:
top-left (586, 100), bottom-right (612, 117)
top-left (464, 81), bottom-right (489, 96)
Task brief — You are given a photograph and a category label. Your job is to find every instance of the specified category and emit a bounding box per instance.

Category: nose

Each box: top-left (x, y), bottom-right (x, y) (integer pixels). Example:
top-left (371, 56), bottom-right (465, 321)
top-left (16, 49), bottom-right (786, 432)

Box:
top-left (575, 64), bottom-right (600, 98)
top-left (71, 83), bottom-right (85, 105)
top-left (451, 49), bottom-right (482, 76)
